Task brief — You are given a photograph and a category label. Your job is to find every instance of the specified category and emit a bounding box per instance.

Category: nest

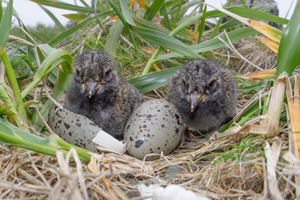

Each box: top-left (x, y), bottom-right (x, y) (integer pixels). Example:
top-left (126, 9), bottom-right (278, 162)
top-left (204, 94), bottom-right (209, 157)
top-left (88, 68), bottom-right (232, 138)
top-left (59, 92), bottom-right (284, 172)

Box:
top-left (0, 127), bottom-right (296, 200)
top-left (1, 31), bottom-right (298, 199)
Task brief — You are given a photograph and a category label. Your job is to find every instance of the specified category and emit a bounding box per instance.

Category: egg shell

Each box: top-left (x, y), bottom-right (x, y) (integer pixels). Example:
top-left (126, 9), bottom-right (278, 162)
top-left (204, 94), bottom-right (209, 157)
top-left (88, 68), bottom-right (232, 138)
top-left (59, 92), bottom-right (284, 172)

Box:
top-left (124, 99), bottom-right (183, 160)
top-left (48, 97), bottom-right (126, 153)
top-left (49, 105), bottom-right (100, 152)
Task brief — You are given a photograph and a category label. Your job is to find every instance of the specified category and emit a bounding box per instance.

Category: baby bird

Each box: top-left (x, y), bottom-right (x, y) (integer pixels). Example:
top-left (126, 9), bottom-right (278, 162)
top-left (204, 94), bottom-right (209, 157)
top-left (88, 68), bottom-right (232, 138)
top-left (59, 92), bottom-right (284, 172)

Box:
top-left (167, 59), bottom-right (237, 134)
top-left (64, 50), bottom-right (144, 139)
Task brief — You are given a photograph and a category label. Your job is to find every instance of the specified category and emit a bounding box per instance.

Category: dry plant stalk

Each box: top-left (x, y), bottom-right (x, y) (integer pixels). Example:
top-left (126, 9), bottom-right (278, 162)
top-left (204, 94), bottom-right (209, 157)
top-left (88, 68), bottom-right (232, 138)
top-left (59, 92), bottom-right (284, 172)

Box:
top-left (263, 73), bottom-right (287, 136)
top-left (264, 141), bottom-right (283, 200)
top-left (286, 75), bottom-right (300, 158)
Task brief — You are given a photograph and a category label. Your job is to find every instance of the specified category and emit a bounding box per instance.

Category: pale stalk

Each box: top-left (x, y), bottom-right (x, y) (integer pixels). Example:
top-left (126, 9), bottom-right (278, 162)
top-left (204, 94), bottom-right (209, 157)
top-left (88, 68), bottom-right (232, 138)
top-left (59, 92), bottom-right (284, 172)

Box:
top-left (265, 73), bottom-right (288, 136)
top-left (286, 75), bottom-right (300, 196)
top-left (286, 75), bottom-right (300, 158)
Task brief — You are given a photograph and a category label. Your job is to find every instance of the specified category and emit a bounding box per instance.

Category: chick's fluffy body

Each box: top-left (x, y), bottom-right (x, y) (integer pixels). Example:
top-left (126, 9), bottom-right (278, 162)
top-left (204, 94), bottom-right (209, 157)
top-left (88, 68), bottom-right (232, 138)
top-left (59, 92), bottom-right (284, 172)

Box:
top-left (64, 50), bottom-right (143, 139)
top-left (167, 59), bottom-right (237, 133)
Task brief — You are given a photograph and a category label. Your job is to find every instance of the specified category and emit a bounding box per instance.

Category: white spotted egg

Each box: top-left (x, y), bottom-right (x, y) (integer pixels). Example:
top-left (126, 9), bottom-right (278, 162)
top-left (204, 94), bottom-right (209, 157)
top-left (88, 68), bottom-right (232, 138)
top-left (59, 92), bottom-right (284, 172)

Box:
top-left (124, 99), bottom-right (184, 160)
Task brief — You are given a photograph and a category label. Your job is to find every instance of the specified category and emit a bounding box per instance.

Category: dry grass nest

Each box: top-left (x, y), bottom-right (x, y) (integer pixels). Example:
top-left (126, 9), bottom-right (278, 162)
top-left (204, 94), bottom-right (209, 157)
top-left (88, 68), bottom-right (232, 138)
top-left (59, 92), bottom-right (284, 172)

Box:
top-left (0, 37), bottom-right (298, 200)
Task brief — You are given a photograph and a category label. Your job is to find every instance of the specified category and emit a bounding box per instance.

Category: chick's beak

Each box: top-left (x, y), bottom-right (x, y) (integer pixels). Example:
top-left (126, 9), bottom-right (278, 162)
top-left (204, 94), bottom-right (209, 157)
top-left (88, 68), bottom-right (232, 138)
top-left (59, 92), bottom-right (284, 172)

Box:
top-left (84, 80), bottom-right (101, 98)
top-left (190, 91), bottom-right (205, 112)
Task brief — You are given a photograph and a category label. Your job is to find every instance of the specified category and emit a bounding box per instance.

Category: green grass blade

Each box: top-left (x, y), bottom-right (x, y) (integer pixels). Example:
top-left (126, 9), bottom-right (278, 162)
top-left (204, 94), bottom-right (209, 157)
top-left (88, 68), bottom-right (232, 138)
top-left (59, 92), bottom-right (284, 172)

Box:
top-left (0, 0), bottom-right (13, 54)
top-left (0, 83), bottom-right (17, 114)
top-left (0, 0), bottom-right (28, 125)
top-left (33, 61), bottom-right (72, 132)
top-left (144, 0), bottom-right (165, 21)
top-left (0, 118), bottom-right (91, 161)
top-left (135, 26), bottom-right (201, 59)
top-left (210, 16), bottom-right (223, 39)
top-left (48, 14), bottom-right (104, 47)
top-left (129, 67), bottom-right (180, 93)
top-left (0, 0), bottom-right (3, 21)
top-left (140, 13), bottom-right (203, 74)
top-left (133, 16), bottom-right (194, 42)
top-left (119, 0), bottom-right (136, 26)
top-left (156, 27), bottom-right (258, 60)
top-left (108, 0), bottom-right (138, 51)
top-left (197, 5), bottom-right (207, 43)
top-left (173, 0), bottom-right (184, 28)
top-left (31, 45), bottom-right (73, 132)
top-left (63, 13), bottom-right (88, 22)
top-left (78, 0), bottom-right (89, 7)
top-left (21, 47), bottom-right (73, 99)
top-left (30, 0), bottom-right (97, 13)
top-left (207, 6), bottom-right (288, 25)
top-left (39, 5), bottom-right (65, 32)
top-left (220, 18), bottom-right (242, 30)
top-left (276, 1), bottom-right (300, 77)
top-left (104, 19), bottom-right (124, 57)
top-left (28, 28), bottom-right (52, 43)
top-left (170, 14), bottom-right (202, 36)
top-left (159, 3), bottom-right (172, 30)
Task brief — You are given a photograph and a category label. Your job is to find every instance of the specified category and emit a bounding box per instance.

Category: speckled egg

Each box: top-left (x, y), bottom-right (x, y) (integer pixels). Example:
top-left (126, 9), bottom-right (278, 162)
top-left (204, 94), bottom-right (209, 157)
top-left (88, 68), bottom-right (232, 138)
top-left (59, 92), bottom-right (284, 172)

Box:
top-left (48, 96), bottom-right (126, 153)
top-left (124, 99), bottom-right (184, 160)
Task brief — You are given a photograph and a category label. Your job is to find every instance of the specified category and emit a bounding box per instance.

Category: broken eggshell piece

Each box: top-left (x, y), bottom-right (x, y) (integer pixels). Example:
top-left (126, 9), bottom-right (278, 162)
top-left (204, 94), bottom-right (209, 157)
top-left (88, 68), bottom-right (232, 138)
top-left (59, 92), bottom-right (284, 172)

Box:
top-left (48, 105), bottom-right (126, 153)
top-left (124, 99), bottom-right (184, 160)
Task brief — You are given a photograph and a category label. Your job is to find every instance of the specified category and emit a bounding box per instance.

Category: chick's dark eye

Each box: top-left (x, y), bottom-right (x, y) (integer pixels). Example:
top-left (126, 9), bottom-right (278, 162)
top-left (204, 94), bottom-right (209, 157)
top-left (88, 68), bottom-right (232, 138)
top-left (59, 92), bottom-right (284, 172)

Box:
top-left (75, 69), bottom-right (80, 76)
top-left (208, 80), bottom-right (216, 88)
top-left (105, 70), bottom-right (111, 77)
top-left (182, 79), bottom-right (188, 88)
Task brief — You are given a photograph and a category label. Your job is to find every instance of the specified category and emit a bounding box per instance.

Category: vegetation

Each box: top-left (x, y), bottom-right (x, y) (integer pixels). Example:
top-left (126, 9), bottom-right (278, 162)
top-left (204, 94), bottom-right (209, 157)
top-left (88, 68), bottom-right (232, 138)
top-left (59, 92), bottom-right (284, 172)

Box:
top-left (0, 0), bottom-right (299, 199)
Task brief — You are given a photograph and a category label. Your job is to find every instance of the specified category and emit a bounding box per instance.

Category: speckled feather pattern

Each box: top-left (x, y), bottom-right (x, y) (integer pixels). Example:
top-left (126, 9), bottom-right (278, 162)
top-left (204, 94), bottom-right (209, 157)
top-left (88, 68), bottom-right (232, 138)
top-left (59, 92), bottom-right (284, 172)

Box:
top-left (167, 59), bottom-right (237, 133)
top-left (63, 50), bottom-right (144, 139)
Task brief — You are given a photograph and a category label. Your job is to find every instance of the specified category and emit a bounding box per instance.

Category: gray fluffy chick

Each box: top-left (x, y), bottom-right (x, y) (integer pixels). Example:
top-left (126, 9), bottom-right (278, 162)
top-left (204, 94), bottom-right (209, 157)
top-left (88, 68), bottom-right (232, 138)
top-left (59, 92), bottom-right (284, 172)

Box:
top-left (167, 59), bottom-right (237, 134)
top-left (64, 50), bottom-right (144, 139)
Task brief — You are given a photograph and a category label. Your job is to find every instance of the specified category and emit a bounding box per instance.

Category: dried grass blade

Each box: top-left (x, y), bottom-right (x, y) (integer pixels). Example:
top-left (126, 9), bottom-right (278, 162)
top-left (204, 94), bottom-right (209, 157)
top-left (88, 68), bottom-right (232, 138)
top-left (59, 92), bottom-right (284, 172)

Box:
top-left (264, 142), bottom-right (283, 200)
top-left (237, 69), bottom-right (276, 80)
top-left (286, 75), bottom-right (300, 158)
top-left (206, 3), bottom-right (282, 44)
top-left (138, 0), bottom-right (149, 10)
top-left (257, 36), bottom-right (279, 53)
top-left (265, 73), bottom-right (287, 136)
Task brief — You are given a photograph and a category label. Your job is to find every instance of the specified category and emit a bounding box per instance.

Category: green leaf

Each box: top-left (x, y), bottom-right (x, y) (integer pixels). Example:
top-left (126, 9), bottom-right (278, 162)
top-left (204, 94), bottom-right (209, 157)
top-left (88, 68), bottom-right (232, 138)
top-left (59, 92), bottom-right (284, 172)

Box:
top-left (198, 5), bottom-right (207, 43)
top-left (0, 0), bottom-right (3, 22)
top-left (108, 0), bottom-right (138, 50)
top-left (276, 1), bottom-right (300, 77)
top-left (0, 118), bottom-right (91, 161)
top-left (170, 14), bottom-right (202, 36)
top-left (63, 13), bottom-right (88, 22)
top-left (135, 26), bottom-right (201, 59)
top-left (7, 54), bottom-right (32, 80)
top-left (133, 16), bottom-right (194, 42)
top-left (39, 5), bottom-right (65, 32)
top-left (208, 6), bottom-right (288, 25)
top-left (48, 14), bottom-right (105, 47)
top-left (30, 0), bottom-right (97, 13)
top-left (104, 19), bottom-right (124, 57)
top-left (22, 46), bottom-right (73, 99)
top-left (0, 0), bottom-right (13, 54)
top-left (1, 51), bottom-right (28, 125)
top-left (144, 0), bottom-right (165, 21)
top-left (159, 3), bottom-right (172, 30)
top-left (156, 27), bottom-right (258, 60)
top-left (129, 67), bottom-right (181, 93)
top-left (31, 45), bottom-right (73, 132)
top-left (238, 83), bottom-right (262, 93)
top-left (119, 0), bottom-right (136, 26)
